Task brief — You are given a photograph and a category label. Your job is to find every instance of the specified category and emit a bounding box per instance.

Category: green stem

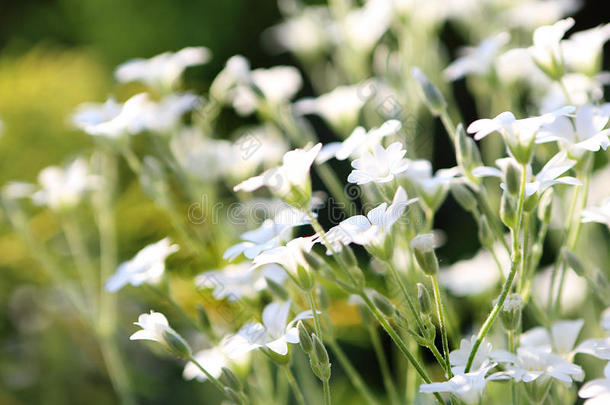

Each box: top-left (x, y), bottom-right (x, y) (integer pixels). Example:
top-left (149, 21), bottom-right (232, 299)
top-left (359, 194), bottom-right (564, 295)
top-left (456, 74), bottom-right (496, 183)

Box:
top-left (464, 163), bottom-right (528, 373)
top-left (323, 379), bottom-right (332, 405)
top-left (188, 354), bottom-right (226, 392)
top-left (307, 291), bottom-right (323, 337)
top-left (99, 335), bottom-right (137, 405)
top-left (385, 261), bottom-right (425, 332)
top-left (430, 275), bottom-right (452, 378)
top-left (283, 366), bottom-right (307, 405)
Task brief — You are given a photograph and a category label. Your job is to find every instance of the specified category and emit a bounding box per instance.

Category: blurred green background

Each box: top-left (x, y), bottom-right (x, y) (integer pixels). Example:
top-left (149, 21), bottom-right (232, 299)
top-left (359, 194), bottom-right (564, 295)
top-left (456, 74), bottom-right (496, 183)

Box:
top-left (0, 1), bottom-right (608, 404)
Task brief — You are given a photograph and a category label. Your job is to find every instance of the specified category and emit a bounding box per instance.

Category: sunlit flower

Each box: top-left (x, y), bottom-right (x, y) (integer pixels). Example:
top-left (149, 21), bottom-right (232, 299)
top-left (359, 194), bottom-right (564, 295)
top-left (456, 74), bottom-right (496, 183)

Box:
top-left (295, 84), bottom-right (371, 135)
top-left (115, 47), bottom-right (211, 89)
top-left (579, 362), bottom-right (610, 405)
top-left (338, 0), bottom-right (393, 54)
top-left (130, 311), bottom-right (191, 357)
top-left (251, 236), bottom-right (316, 275)
top-left (502, 346), bottom-right (584, 384)
top-left (540, 73), bottom-right (609, 113)
top-left (538, 104), bottom-right (610, 155)
top-left (603, 307), bottom-right (610, 331)
top-left (563, 23), bottom-right (610, 74)
top-left (321, 186), bottom-right (417, 251)
top-left (502, 0), bottom-right (580, 29)
top-left (317, 120), bottom-right (402, 164)
top-left (401, 159), bottom-right (459, 210)
top-left (209, 55), bottom-right (251, 102)
top-left (32, 158), bottom-right (100, 211)
top-left (183, 347), bottom-right (227, 382)
top-left (72, 98), bottom-right (122, 131)
top-left (347, 142), bottom-right (408, 185)
top-left (529, 18), bottom-right (574, 79)
top-left (234, 143), bottom-right (322, 209)
top-left (582, 198), bottom-right (610, 228)
top-left (105, 238), bottom-right (179, 292)
top-left (265, 8), bottom-right (330, 57)
top-left (80, 93), bottom-right (151, 138)
top-left (444, 32), bottom-right (510, 81)
top-left (449, 336), bottom-right (513, 374)
top-left (420, 365), bottom-right (503, 405)
top-left (223, 300), bottom-right (314, 357)
top-left (195, 262), bottom-right (287, 301)
top-left (145, 93), bottom-right (201, 133)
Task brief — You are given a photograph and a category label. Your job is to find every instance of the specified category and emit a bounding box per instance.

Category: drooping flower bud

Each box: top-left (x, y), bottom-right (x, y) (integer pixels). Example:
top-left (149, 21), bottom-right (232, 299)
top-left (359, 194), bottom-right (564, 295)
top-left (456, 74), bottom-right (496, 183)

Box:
top-left (450, 182), bottom-right (478, 213)
top-left (339, 244), bottom-right (358, 268)
top-left (298, 321), bottom-right (313, 353)
top-left (312, 334), bottom-right (329, 366)
top-left (265, 277), bottom-right (290, 301)
top-left (220, 367), bottom-right (242, 392)
top-left (371, 290), bottom-right (395, 317)
top-left (224, 388), bottom-right (244, 405)
top-left (504, 160), bottom-right (522, 196)
top-left (412, 67), bottom-right (447, 116)
top-left (537, 190), bottom-right (553, 224)
top-left (296, 265), bottom-right (314, 291)
top-left (500, 192), bottom-right (517, 229)
top-left (410, 234), bottom-right (439, 276)
top-left (417, 283), bottom-right (432, 315)
top-left (499, 293), bottom-right (523, 331)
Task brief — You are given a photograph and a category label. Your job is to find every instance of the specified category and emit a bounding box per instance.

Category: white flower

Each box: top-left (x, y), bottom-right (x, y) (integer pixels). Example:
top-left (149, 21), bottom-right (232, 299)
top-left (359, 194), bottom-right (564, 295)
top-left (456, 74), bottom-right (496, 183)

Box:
top-left (603, 307), bottom-right (610, 331)
top-left (533, 266), bottom-right (586, 310)
top-left (196, 262), bottom-right (287, 301)
top-left (81, 93), bottom-right (151, 138)
top-left (503, 346), bottom-right (583, 384)
top-left (472, 151), bottom-right (581, 198)
top-left (265, 8), bottom-right (330, 56)
top-left (579, 362), bottom-right (610, 405)
top-left (294, 84), bottom-right (371, 135)
top-left (183, 347), bottom-right (227, 382)
top-left (419, 365), bottom-right (502, 405)
top-left (32, 158), bottom-right (100, 211)
top-left (115, 47), bottom-right (211, 89)
top-left (440, 242), bottom-right (510, 297)
top-left (401, 159), bottom-right (459, 209)
top-left (338, 0), bottom-right (393, 54)
top-left (495, 47), bottom-right (547, 85)
top-left (322, 186), bottom-right (417, 250)
top-left (105, 238), bottom-right (179, 292)
top-left (537, 104), bottom-right (610, 154)
top-left (234, 143), bottom-right (321, 208)
top-left (540, 73), bottom-right (609, 113)
top-left (145, 93), bottom-right (201, 133)
top-left (209, 55), bottom-right (251, 102)
top-left (72, 98), bottom-right (122, 131)
top-left (563, 23), bottom-right (610, 74)
top-left (444, 32), bottom-right (510, 81)
top-left (130, 311), bottom-right (191, 357)
top-left (317, 120), bottom-right (402, 164)
top-left (347, 142), bottom-right (409, 185)
top-left (223, 300), bottom-right (314, 357)
top-left (449, 336), bottom-right (513, 375)
top-left (502, 0), bottom-right (580, 30)
top-left (582, 198), bottom-right (610, 228)
top-left (251, 236), bottom-right (316, 275)
top-left (529, 18), bottom-right (574, 78)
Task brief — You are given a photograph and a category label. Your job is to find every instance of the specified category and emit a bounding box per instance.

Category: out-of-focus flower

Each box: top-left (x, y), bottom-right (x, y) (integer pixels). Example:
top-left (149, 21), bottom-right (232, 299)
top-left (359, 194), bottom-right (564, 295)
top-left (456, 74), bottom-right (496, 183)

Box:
top-left (502, 0), bottom-right (580, 29)
top-left (502, 346), bottom-right (584, 384)
top-left (183, 347), bottom-right (227, 382)
top-left (317, 119), bottom-right (402, 164)
top-left (210, 55), bottom-right (251, 102)
top-left (295, 84), bottom-right (371, 135)
top-left (78, 93), bottom-right (151, 138)
top-left (540, 73), bottom-right (609, 113)
top-left (231, 66), bottom-right (302, 116)
top-left (105, 238), bottom-right (179, 292)
top-left (32, 158), bottom-right (100, 211)
top-left (337, 0), bottom-right (393, 54)
top-left (195, 262), bottom-right (287, 301)
top-left (251, 236), bottom-right (315, 276)
top-left (439, 242), bottom-right (510, 297)
top-left (563, 23), bottom-right (610, 74)
top-left (401, 159), bottom-right (459, 210)
top-left (579, 362), bottom-right (610, 405)
top-left (223, 300), bottom-right (314, 357)
top-left (347, 142), bottom-right (409, 185)
top-left (529, 18), bottom-right (574, 79)
top-left (145, 93), bottom-right (200, 133)
top-left (582, 198), bottom-right (610, 228)
top-left (449, 336), bottom-right (513, 374)
top-left (321, 186), bottom-right (417, 251)
top-left (115, 47), bottom-right (211, 90)
top-left (170, 128), bottom-right (234, 181)
top-left (603, 308), bottom-right (610, 331)
top-left (444, 32), bottom-right (510, 81)
top-left (130, 311), bottom-right (191, 358)
top-left (420, 365), bottom-right (503, 405)
top-left (234, 143), bottom-right (322, 209)
top-left (533, 266), bottom-right (586, 310)
top-left (72, 98), bottom-right (122, 132)
top-left (537, 104), bottom-right (610, 155)
top-left (265, 7), bottom-right (330, 57)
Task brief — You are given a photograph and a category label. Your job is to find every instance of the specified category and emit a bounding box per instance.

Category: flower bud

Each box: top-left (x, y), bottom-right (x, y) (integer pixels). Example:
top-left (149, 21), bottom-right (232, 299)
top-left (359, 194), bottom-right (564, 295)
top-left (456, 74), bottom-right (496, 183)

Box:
top-left (317, 285), bottom-right (331, 310)
top-left (412, 67), bottom-right (447, 115)
top-left (410, 234), bottom-right (439, 276)
top-left (303, 250), bottom-right (332, 273)
top-left (507, 137), bottom-right (534, 165)
top-left (563, 248), bottom-right (586, 277)
top-left (537, 190), bottom-right (553, 223)
top-left (312, 334), bottom-right (330, 366)
top-left (457, 125), bottom-right (483, 181)
top-left (265, 277), bottom-right (290, 301)
top-left (220, 367), bottom-right (242, 392)
top-left (224, 388), bottom-right (244, 405)
top-left (371, 291), bottom-right (395, 317)
top-left (162, 329), bottom-right (192, 359)
top-left (339, 244), bottom-right (358, 268)
top-left (417, 283), bottom-right (432, 315)
top-left (296, 265), bottom-right (314, 291)
top-left (499, 293), bottom-right (523, 331)
top-left (477, 215), bottom-right (495, 249)
top-left (504, 160), bottom-right (522, 196)
top-left (298, 321), bottom-right (313, 353)
top-left (450, 182), bottom-right (478, 212)
top-left (500, 192), bottom-right (517, 229)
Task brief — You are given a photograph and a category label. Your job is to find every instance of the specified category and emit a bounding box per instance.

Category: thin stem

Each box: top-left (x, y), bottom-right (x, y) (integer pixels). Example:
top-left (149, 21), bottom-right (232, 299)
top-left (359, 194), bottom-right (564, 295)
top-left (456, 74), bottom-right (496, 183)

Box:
top-left (99, 335), bottom-right (137, 405)
top-left (283, 366), bottom-right (307, 405)
top-left (307, 291), bottom-right (323, 337)
top-left (385, 261), bottom-right (425, 332)
top-left (369, 326), bottom-right (400, 405)
top-left (188, 355), bottom-right (226, 392)
top-left (509, 331), bottom-right (517, 405)
top-left (431, 275), bottom-right (452, 378)
top-left (439, 110), bottom-right (456, 143)
top-left (323, 379), bottom-right (332, 405)
top-left (464, 163), bottom-right (528, 373)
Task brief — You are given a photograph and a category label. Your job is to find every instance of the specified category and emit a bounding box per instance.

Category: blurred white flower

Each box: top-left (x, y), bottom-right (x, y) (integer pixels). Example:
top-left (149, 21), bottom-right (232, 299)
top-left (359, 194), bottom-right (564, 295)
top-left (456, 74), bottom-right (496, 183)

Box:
top-left (130, 310), bottom-right (191, 357)
top-left (533, 266), bottom-right (586, 310)
top-left (563, 23), bottom-right (610, 74)
top-left (540, 73), bottom-right (609, 113)
top-left (322, 186), bottom-right (417, 250)
top-left (145, 93), bottom-right (201, 133)
top-left (183, 347), bottom-right (227, 382)
top-left (265, 8), bottom-right (330, 57)
top-left (80, 93), bottom-right (151, 138)
top-left (251, 236), bottom-right (315, 275)
top-left (495, 47), bottom-right (548, 85)
top-left (210, 55), bottom-right (251, 102)
top-left (502, 0), bottom-right (580, 29)
top-left (234, 143), bottom-right (321, 208)
top-left (170, 128), bottom-right (234, 181)
top-left (529, 18), bottom-right (574, 78)
top-left (115, 46), bottom-right (211, 89)
top-left (603, 307), bottom-right (610, 331)
top-left (401, 159), bottom-right (459, 209)
top-left (32, 158), bottom-right (100, 211)
top-left (502, 346), bottom-right (583, 384)
top-left (420, 365), bottom-right (502, 405)
top-left (295, 84), bottom-right (371, 135)
top-left (537, 104), bottom-right (610, 154)
top-left (444, 32), bottom-right (510, 81)
top-left (449, 336), bottom-right (513, 375)
top-left (223, 300), bottom-right (314, 357)
top-left (579, 362), bottom-right (610, 405)
top-left (105, 238), bottom-right (179, 292)
top-left (317, 119), bottom-right (402, 164)
top-left (72, 98), bottom-right (121, 131)
top-left (582, 198), bottom-right (610, 228)
top-left (439, 242), bottom-right (510, 297)
top-left (196, 262), bottom-right (287, 301)
top-left (337, 0), bottom-right (393, 54)
top-left (347, 142), bottom-right (409, 185)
